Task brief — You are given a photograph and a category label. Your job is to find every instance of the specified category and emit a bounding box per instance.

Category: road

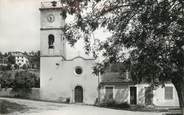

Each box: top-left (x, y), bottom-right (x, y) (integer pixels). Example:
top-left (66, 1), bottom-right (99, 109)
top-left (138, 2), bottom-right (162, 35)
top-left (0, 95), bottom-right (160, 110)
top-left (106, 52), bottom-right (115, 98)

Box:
top-left (0, 97), bottom-right (164, 115)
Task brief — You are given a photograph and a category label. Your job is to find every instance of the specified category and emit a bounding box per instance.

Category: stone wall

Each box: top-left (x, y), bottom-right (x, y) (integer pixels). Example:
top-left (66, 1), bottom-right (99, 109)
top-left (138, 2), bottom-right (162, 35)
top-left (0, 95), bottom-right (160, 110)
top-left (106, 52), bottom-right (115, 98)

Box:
top-left (0, 88), bottom-right (40, 100)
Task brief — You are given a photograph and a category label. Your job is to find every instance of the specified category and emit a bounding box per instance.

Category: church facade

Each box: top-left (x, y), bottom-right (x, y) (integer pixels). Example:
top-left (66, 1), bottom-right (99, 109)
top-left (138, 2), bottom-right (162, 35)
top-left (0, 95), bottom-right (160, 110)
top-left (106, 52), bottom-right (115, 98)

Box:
top-left (39, 1), bottom-right (98, 104)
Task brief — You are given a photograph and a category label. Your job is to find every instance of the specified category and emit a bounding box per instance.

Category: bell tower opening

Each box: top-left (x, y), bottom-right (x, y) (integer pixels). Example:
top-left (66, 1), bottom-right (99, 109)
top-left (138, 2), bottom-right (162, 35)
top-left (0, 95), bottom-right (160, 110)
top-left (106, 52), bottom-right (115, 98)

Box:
top-left (39, 1), bottom-right (66, 58)
top-left (48, 34), bottom-right (55, 49)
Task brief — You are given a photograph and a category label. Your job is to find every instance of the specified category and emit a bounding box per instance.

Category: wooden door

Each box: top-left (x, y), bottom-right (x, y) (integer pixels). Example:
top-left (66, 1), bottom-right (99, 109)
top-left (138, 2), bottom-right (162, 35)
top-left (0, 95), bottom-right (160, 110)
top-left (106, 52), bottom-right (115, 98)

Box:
top-left (130, 87), bottom-right (137, 104)
top-left (75, 86), bottom-right (83, 103)
top-left (145, 87), bottom-right (153, 105)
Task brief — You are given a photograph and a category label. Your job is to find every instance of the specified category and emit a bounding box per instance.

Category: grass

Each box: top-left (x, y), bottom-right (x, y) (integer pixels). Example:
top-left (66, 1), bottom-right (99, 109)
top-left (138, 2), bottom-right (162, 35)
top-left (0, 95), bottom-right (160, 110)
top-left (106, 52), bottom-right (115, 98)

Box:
top-left (0, 99), bottom-right (27, 114)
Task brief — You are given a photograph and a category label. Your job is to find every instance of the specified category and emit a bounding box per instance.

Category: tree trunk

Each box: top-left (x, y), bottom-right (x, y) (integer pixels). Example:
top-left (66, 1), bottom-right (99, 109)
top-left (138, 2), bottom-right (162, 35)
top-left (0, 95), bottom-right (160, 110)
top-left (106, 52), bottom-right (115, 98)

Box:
top-left (172, 77), bottom-right (184, 115)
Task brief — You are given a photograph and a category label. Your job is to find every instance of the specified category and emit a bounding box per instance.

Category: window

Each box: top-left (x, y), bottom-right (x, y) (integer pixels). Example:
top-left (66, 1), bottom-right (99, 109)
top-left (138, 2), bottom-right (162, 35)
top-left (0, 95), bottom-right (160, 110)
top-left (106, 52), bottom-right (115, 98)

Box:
top-left (48, 34), bottom-right (55, 49)
top-left (165, 87), bottom-right (173, 100)
top-left (105, 86), bottom-right (113, 100)
top-left (75, 66), bottom-right (83, 75)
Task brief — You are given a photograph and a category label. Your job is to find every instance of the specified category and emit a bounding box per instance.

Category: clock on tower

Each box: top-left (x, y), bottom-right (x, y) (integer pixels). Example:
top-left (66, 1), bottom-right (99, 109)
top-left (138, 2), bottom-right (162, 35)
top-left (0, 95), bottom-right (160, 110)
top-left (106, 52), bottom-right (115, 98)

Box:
top-left (39, 1), bottom-right (66, 58)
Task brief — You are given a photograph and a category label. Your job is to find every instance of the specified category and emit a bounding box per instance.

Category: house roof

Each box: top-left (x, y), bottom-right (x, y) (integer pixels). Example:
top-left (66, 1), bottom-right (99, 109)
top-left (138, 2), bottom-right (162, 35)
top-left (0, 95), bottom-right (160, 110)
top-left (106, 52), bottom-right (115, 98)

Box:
top-left (100, 72), bottom-right (133, 86)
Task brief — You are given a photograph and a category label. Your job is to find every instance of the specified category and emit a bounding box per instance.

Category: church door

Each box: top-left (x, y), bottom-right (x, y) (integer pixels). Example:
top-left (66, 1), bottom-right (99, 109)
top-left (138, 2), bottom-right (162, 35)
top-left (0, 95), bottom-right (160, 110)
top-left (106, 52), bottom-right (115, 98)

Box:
top-left (75, 86), bottom-right (83, 103)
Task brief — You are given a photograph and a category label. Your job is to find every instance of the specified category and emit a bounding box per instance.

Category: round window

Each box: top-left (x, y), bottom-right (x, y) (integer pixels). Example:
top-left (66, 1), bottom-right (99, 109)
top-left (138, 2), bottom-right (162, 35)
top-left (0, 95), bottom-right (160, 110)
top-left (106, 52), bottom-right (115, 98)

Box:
top-left (75, 66), bottom-right (83, 75)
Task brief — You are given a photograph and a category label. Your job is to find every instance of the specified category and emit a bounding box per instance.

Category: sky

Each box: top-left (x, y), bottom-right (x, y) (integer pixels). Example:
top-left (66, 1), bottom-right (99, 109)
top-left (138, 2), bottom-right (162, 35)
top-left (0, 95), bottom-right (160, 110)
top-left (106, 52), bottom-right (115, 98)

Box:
top-left (0, 0), bottom-right (41, 53)
top-left (0, 0), bottom-right (111, 58)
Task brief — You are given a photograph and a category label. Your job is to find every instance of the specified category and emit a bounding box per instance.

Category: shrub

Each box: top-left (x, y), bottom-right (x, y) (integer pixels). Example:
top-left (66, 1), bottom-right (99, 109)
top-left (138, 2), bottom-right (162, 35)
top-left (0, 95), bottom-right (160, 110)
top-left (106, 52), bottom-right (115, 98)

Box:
top-left (65, 98), bottom-right (70, 103)
top-left (11, 71), bottom-right (40, 98)
top-left (0, 72), bottom-right (13, 88)
top-left (99, 98), bottom-right (130, 109)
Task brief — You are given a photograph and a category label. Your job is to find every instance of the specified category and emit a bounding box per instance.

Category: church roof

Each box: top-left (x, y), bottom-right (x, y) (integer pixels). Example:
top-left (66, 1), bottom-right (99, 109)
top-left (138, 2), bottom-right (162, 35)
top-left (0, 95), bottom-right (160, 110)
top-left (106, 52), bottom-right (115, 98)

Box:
top-left (66, 56), bottom-right (95, 61)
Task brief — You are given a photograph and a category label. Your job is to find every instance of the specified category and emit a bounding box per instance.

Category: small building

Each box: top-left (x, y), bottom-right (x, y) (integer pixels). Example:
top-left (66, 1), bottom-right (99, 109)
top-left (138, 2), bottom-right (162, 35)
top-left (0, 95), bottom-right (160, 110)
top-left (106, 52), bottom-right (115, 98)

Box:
top-left (99, 69), bottom-right (180, 107)
top-left (99, 72), bottom-right (133, 104)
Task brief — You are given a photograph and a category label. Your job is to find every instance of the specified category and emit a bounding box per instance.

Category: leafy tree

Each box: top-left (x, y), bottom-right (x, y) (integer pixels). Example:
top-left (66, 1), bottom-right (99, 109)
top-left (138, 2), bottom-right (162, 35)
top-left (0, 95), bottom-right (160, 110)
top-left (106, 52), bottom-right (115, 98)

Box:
top-left (7, 55), bottom-right (15, 65)
top-left (3, 53), bottom-right (8, 57)
top-left (22, 64), bottom-right (27, 70)
top-left (14, 64), bottom-right (19, 70)
top-left (29, 51), bottom-right (40, 69)
top-left (62, 0), bottom-right (184, 113)
top-left (0, 72), bottom-right (13, 88)
top-left (0, 52), bottom-right (3, 58)
top-left (12, 71), bottom-right (37, 97)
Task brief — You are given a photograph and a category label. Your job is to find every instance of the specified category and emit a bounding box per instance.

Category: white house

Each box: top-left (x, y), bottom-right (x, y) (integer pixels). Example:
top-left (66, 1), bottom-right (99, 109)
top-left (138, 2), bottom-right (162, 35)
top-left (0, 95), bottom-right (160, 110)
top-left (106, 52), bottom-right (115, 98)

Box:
top-left (99, 66), bottom-right (180, 107)
top-left (11, 52), bottom-right (29, 68)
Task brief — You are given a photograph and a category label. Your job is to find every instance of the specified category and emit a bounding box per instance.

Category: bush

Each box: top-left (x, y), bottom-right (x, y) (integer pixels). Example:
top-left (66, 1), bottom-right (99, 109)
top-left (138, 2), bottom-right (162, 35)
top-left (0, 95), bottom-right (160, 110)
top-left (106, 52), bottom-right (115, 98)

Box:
top-left (0, 72), bottom-right (14, 88)
top-left (65, 98), bottom-right (70, 103)
top-left (99, 98), bottom-right (130, 109)
top-left (11, 71), bottom-right (40, 98)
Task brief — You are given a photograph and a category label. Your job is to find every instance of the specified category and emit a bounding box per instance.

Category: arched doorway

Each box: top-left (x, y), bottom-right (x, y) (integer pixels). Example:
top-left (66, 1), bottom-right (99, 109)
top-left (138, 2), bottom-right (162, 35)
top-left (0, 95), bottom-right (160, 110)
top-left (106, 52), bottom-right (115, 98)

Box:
top-left (75, 86), bottom-right (83, 103)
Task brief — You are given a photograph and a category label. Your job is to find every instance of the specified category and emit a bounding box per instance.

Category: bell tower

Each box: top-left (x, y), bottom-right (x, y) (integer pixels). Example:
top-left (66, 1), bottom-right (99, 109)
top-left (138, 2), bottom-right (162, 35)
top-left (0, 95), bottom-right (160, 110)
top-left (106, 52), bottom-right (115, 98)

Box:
top-left (39, 1), bottom-right (66, 58)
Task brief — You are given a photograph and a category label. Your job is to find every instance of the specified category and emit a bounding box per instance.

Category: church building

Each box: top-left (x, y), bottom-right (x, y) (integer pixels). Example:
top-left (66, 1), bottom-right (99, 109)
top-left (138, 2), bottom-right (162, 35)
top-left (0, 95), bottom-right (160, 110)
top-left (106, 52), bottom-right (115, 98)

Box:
top-left (39, 1), bottom-right (98, 104)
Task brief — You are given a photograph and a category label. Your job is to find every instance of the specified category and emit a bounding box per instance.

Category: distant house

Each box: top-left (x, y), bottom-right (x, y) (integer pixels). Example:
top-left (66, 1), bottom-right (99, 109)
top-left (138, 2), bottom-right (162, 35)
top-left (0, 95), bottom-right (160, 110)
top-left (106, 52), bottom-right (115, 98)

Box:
top-left (10, 52), bottom-right (29, 68)
top-left (99, 64), bottom-right (180, 107)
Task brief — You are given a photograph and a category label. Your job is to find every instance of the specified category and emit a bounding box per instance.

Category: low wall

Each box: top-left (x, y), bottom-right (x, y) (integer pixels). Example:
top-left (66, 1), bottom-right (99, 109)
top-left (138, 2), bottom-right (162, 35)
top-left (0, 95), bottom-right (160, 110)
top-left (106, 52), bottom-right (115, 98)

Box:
top-left (0, 88), bottom-right (40, 100)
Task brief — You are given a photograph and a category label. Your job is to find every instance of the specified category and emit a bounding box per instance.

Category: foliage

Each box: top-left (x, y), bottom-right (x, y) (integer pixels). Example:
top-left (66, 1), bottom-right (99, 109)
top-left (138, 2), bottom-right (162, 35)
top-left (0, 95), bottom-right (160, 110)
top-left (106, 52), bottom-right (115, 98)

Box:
top-left (0, 52), bottom-right (3, 58)
top-left (0, 71), bottom-right (40, 90)
top-left (0, 65), bottom-right (11, 71)
top-left (14, 64), bottom-right (19, 70)
top-left (62, 0), bottom-right (184, 110)
top-left (7, 55), bottom-right (15, 65)
top-left (100, 98), bottom-right (130, 109)
top-left (28, 51), bottom-right (40, 69)
top-left (0, 72), bottom-right (14, 88)
top-left (22, 64), bottom-right (28, 70)
top-left (11, 71), bottom-right (39, 97)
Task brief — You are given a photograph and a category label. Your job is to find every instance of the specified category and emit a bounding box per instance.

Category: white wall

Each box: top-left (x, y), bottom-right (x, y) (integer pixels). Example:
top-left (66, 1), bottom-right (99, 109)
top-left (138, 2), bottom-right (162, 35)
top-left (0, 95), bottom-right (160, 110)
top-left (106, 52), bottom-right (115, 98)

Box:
top-left (100, 83), bottom-right (180, 107)
top-left (136, 83), bottom-right (180, 107)
top-left (40, 57), bottom-right (98, 104)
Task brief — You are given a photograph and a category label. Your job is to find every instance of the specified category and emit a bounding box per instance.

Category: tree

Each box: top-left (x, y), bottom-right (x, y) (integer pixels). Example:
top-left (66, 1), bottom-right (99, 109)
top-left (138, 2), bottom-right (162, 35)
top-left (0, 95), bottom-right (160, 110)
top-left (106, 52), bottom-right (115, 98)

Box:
top-left (62, 0), bottom-right (184, 114)
top-left (7, 55), bottom-right (15, 65)
top-left (12, 71), bottom-right (36, 97)
top-left (0, 52), bottom-right (3, 58)
top-left (29, 51), bottom-right (40, 69)
top-left (0, 72), bottom-right (13, 89)
top-left (22, 64), bottom-right (27, 70)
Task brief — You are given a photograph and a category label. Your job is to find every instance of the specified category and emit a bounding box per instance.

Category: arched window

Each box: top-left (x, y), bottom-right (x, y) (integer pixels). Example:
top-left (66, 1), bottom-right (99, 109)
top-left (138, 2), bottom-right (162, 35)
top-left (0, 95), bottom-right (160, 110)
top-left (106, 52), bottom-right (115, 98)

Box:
top-left (48, 34), bottom-right (55, 49)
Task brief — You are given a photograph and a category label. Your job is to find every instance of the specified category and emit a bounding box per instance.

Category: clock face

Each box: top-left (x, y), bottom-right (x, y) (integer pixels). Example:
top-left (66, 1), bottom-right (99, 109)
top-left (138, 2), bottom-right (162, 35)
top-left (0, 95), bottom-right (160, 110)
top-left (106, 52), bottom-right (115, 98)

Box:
top-left (47, 14), bottom-right (55, 23)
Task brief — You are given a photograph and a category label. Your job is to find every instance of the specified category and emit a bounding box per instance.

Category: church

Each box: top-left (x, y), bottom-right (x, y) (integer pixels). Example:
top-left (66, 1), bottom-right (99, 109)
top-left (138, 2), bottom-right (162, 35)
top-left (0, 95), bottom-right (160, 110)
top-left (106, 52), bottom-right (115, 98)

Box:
top-left (39, 1), bottom-right (98, 104)
top-left (38, 1), bottom-right (180, 107)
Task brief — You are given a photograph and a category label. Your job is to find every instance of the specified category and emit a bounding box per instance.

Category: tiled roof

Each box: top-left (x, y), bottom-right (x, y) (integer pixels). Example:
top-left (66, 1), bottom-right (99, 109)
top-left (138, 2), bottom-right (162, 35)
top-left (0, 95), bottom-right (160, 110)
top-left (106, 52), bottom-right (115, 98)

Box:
top-left (100, 72), bottom-right (133, 85)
